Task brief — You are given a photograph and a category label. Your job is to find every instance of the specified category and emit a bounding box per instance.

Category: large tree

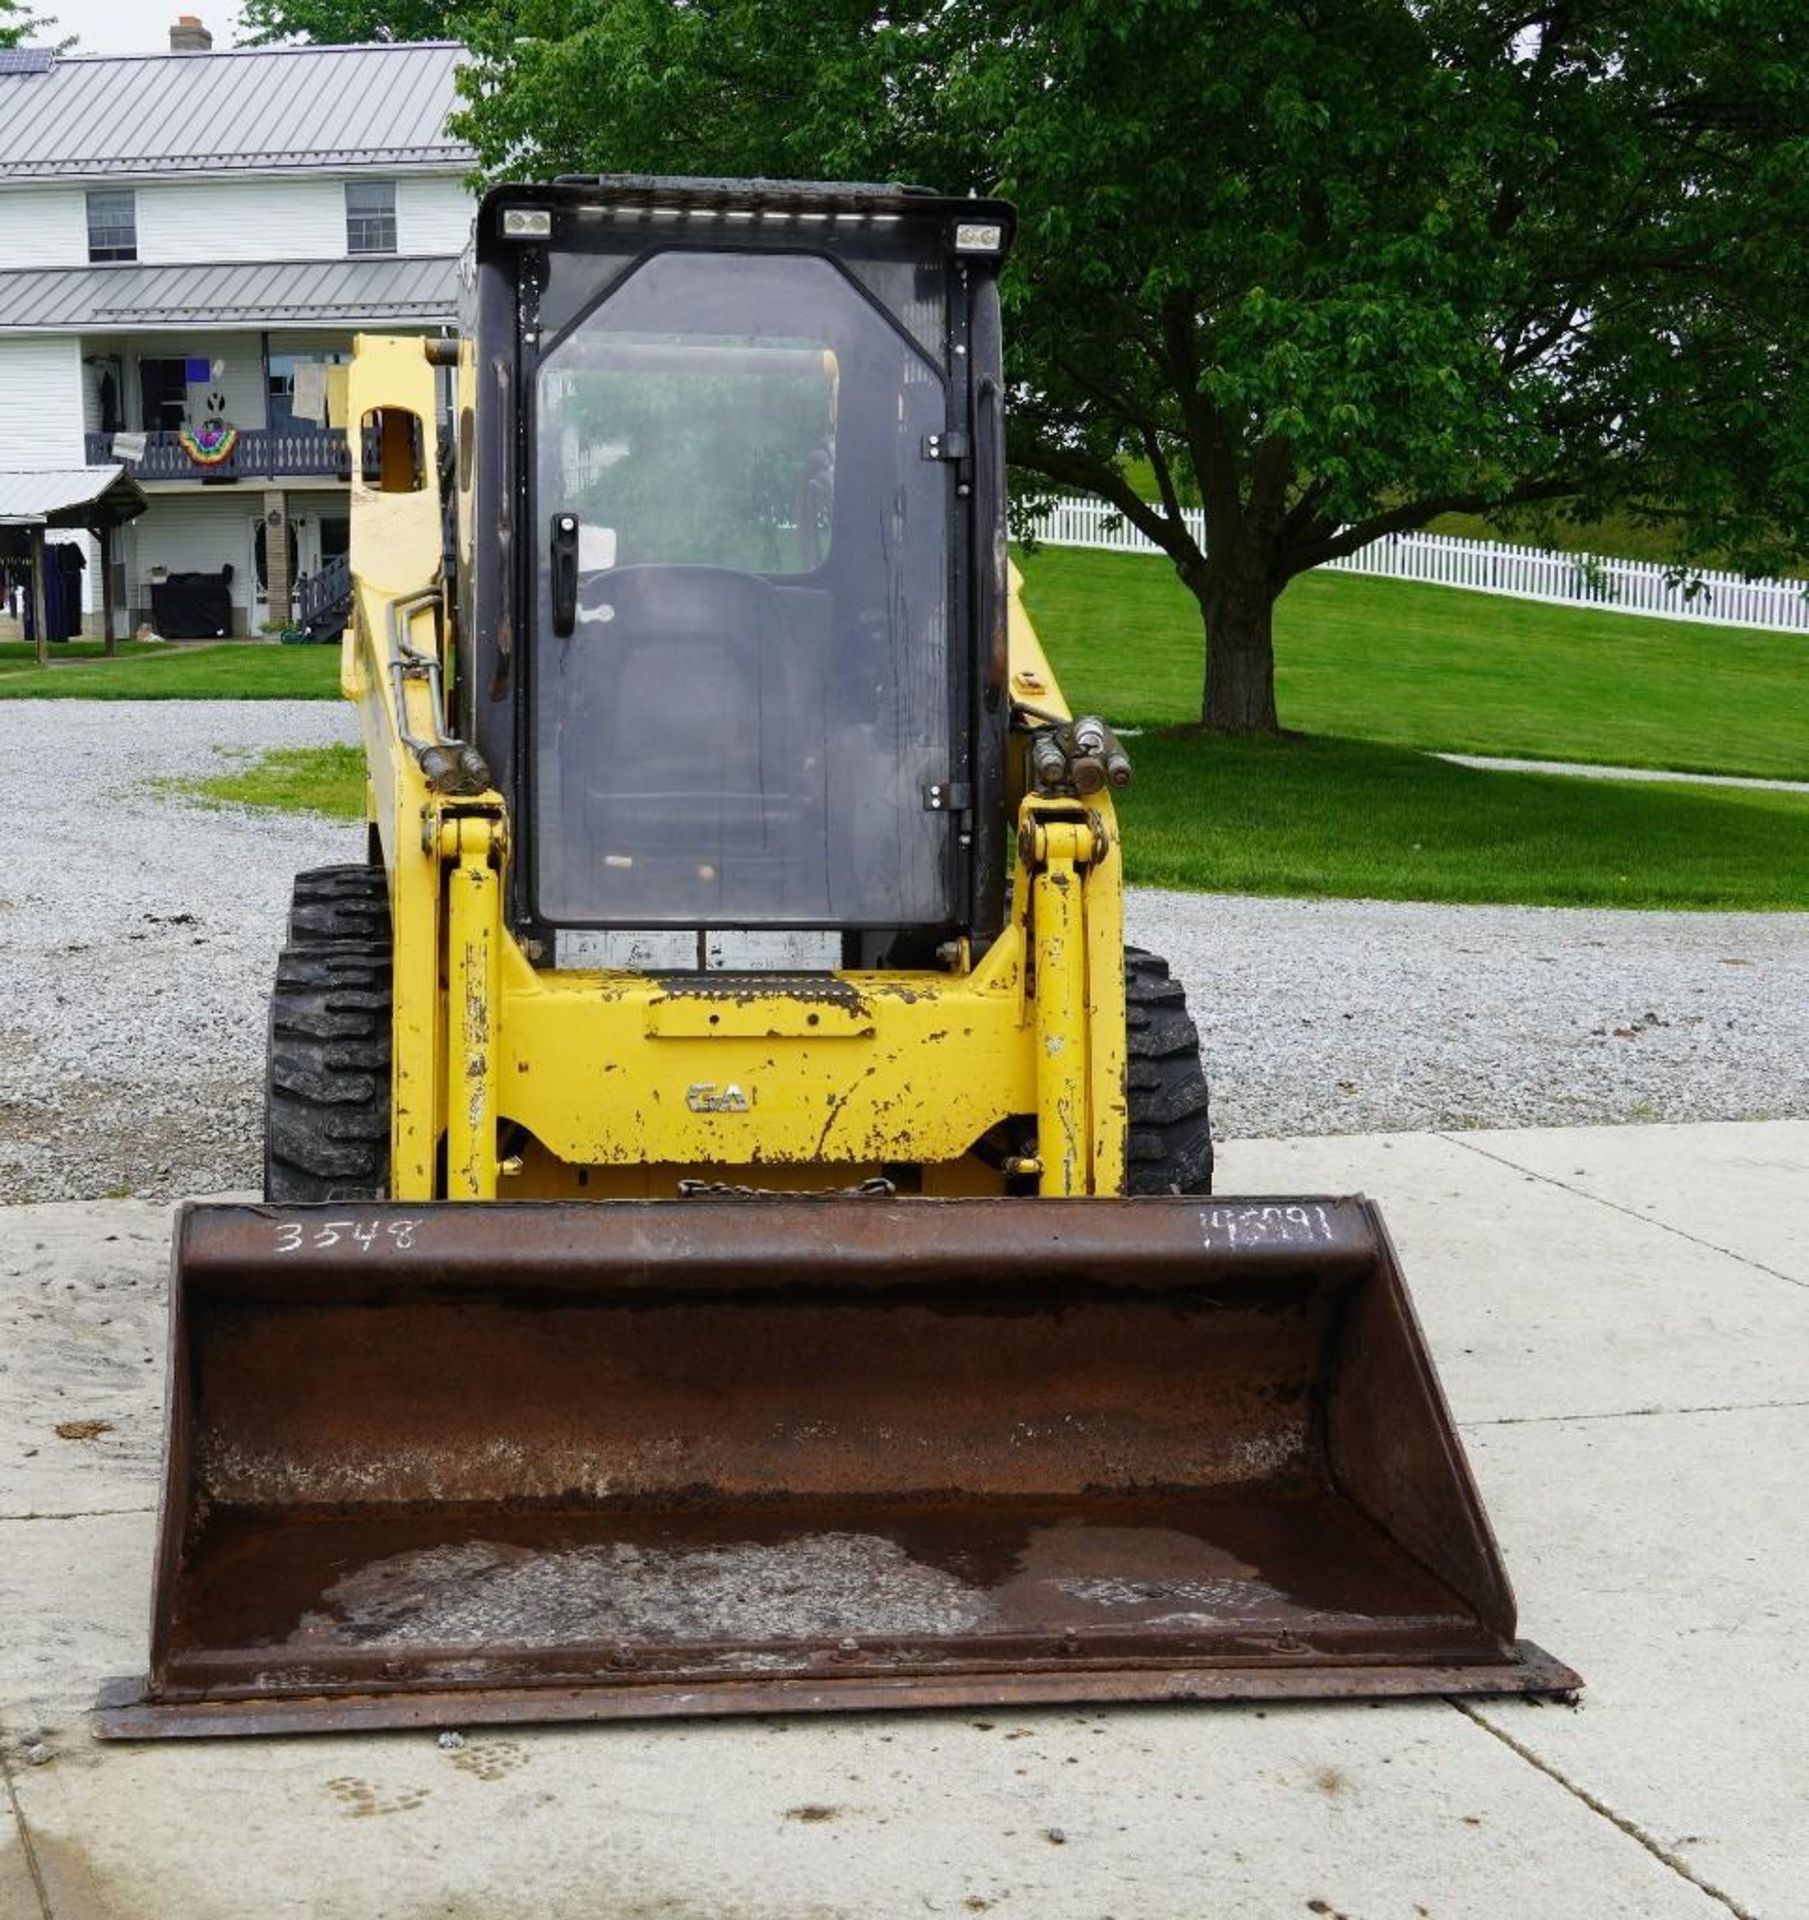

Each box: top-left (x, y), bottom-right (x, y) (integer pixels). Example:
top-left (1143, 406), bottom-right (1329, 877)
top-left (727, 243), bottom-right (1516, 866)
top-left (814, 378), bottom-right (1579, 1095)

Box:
top-left (0, 2), bottom-right (60, 48)
top-left (238, 0), bottom-right (461, 42)
top-left (453, 0), bottom-right (1809, 730)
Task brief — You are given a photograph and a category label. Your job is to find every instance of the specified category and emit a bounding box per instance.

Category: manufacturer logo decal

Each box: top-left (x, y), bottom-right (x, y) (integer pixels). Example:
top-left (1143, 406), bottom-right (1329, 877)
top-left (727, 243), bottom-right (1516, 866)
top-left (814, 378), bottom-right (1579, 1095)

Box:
top-left (687, 1082), bottom-right (753, 1114)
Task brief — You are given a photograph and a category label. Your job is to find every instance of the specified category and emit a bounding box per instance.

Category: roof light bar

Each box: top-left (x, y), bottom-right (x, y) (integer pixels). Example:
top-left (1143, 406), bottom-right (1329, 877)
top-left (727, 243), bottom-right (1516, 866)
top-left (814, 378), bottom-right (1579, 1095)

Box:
top-left (954, 221), bottom-right (1005, 255)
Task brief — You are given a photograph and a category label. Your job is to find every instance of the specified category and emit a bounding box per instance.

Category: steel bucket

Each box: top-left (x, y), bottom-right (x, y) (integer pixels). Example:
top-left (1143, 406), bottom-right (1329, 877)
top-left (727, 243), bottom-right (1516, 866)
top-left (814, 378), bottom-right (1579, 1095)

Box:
top-left (95, 1196), bottom-right (1576, 1737)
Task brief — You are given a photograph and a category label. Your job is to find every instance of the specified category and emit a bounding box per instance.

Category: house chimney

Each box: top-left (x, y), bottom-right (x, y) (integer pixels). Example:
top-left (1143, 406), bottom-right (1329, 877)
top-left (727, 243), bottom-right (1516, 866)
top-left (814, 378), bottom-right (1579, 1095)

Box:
top-left (169, 15), bottom-right (213, 52)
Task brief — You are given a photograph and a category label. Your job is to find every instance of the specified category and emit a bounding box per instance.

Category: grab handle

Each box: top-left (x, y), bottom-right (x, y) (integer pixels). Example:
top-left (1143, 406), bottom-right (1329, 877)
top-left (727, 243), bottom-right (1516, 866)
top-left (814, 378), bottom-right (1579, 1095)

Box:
top-left (550, 512), bottom-right (579, 636)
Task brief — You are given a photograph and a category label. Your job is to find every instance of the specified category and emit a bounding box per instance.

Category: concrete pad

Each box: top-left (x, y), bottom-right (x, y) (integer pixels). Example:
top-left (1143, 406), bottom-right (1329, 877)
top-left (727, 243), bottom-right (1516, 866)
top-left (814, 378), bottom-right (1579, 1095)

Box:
top-left (1223, 1130), bottom-right (1809, 1424)
top-left (1466, 1403), bottom-right (1809, 1920)
top-left (0, 1801), bottom-right (42, 1920)
top-left (5, 1128), bottom-right (1805, 1919)
top-left (0, 1203), bottom-right (167, 1518)
top-left (0, 1512), bottom-right (155, 1726)
top-left (10, 1700), bottom-right (1726, 1920)
top-left (1445, 1119), bottom-right (1809, 1287)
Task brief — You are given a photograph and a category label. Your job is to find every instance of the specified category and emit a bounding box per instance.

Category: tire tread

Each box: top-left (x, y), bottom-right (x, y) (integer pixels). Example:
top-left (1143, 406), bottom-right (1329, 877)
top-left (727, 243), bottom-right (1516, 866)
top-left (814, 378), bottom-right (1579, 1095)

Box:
top-left (265, 903), bottom-right (392, 1202)
top-left (1124, 945), bottom-right (1214, 1195)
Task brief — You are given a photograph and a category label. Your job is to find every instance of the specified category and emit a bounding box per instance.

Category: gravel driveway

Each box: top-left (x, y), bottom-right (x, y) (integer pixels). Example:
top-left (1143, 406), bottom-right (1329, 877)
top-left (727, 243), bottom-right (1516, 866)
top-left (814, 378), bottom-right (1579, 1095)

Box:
top-left (1, 702), bottom-right (360, 1205)
top-left (1126, 889), bottom-right (1806, 1138)
top-left (2, 701), bottom-right (1804, 1203)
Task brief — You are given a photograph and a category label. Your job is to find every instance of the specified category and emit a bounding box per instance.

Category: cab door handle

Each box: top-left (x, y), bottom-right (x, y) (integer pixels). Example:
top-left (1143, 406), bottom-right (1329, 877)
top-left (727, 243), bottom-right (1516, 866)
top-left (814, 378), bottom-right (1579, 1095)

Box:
top-left (550, 513), bottom-right (579, 636)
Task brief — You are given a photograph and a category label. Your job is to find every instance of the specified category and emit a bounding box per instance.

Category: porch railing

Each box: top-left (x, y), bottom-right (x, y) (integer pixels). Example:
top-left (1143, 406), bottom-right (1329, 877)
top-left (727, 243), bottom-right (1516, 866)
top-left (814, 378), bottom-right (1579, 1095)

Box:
top-left (86, 427), bottom-right (380, 484)
top-left (294, 552), bottom-right (352, 635)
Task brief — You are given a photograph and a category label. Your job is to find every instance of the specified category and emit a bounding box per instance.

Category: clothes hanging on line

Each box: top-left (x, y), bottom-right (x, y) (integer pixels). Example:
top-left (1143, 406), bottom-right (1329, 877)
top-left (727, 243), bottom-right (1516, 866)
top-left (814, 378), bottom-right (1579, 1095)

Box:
top-left (291, 362), bottom-right (329, 425)
top-left (0, 560), bottom-right (28, 623)
top-left (41, 542), bottom-right (87, 642)
top-left (3, 543), bottom-right (87, 641)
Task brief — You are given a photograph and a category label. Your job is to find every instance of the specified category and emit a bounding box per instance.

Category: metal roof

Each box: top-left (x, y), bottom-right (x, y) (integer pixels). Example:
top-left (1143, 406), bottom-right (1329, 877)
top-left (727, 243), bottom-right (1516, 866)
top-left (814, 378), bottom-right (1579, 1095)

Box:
top-left (0, 41), bottom-right (475, 182)
top-left (0, 466), bottom-right (146, 529)
top-left (0, 255), bottom-right (461, 331)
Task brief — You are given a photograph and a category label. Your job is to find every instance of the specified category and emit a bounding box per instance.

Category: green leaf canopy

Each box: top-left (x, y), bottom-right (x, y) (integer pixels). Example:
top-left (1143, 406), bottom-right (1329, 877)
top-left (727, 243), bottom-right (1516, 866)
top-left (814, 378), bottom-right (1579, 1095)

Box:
top-left (0, 1), bottom-right (60, 50)
top-left (436, 2), bottom-right (1809, 726)
top-left (237, 0), bottom-right (462, 43)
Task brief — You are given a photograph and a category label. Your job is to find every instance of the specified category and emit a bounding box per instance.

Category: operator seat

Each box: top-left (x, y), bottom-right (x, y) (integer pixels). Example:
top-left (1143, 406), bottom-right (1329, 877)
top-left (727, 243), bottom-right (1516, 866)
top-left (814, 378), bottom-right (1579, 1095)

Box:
top-left (559, 563), bottom-right (829, 922)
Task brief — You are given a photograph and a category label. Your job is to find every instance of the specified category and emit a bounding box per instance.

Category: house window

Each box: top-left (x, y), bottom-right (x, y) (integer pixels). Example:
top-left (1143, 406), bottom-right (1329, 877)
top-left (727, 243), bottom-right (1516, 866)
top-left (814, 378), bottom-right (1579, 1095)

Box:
top-left (268, 351), bottom-right (348, 429)
top-left (138, 358), bottom-right (192, 433)
top-left (87, 189), bottom-right (137, 263)
top-left (346, 180), bottom-right (397, 256)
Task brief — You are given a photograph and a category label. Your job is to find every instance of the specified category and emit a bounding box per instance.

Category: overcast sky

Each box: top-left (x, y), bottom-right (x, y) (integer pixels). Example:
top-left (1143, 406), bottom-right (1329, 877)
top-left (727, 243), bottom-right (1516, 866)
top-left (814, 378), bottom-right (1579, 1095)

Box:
top-left (44, 0), bottom-right (249, 54)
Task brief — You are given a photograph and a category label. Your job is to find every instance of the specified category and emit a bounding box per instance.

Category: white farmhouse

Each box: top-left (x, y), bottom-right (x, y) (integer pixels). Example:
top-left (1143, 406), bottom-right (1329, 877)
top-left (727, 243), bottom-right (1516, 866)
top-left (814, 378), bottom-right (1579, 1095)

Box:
top-left (0, 17), bottom-right (473, 640)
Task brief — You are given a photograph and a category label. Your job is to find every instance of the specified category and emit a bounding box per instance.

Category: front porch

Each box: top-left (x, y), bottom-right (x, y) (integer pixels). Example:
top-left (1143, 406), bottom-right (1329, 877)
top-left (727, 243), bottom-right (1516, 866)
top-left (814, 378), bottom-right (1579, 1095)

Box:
top-left (84, 426), bottom-right (377, 485)
top-left (0, 487), bottom-right (357, 643)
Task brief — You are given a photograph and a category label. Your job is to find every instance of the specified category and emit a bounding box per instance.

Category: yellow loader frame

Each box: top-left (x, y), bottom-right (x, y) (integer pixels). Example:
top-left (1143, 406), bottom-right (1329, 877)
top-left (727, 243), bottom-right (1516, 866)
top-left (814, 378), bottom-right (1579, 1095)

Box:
top-left (344, 334), bottom-right (1128, 1205)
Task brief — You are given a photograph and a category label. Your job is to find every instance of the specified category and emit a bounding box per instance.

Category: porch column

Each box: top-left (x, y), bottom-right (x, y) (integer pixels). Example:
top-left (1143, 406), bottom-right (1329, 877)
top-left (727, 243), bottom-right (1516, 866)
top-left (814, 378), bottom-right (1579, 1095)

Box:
top-left (262, 490), bottom-right (291, 629)
top-left (99, 524), bottom-right (118, 656)
top-left (27, 527), bottom-right (48, 669)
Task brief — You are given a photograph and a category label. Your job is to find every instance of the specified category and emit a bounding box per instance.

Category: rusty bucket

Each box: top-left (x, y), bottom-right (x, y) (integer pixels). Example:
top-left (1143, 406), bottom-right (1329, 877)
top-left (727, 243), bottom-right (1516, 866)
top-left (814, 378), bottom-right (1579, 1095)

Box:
top-left (95, 1195), bottom-right (1575, 1738)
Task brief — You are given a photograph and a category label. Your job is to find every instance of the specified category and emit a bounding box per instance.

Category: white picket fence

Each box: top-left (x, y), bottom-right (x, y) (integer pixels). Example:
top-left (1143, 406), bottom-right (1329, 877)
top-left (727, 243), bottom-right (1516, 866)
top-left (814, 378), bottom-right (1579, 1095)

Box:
top-left (1023, 494), bottom-right (1809, 634)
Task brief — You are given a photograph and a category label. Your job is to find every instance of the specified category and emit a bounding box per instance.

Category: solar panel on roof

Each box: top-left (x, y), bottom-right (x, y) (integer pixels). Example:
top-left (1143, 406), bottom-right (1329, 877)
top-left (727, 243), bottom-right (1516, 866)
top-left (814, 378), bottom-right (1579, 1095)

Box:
top-left (0, 48), bottom-right (55, 75)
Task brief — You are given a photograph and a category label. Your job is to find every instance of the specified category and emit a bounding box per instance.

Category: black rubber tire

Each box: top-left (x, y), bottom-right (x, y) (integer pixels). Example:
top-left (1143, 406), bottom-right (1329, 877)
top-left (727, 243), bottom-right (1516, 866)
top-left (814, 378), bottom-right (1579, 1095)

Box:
top-left (287, 863), bottom-right (391, 946)
top-left (1124, 946), bottom-right (1214, 1195)
top-left (263, 938), bottom-right (393, 1202)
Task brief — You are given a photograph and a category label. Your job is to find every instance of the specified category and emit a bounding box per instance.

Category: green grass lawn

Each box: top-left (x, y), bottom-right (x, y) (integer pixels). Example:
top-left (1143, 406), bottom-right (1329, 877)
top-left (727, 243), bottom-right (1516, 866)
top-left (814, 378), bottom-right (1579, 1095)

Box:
top-left (1017, 546), bottom-right (1809, 780)
top-left (0, 642), bottom-right (341, 699)
top-left (101, 543), bottom-right (1809, 910)
top-left (174, 743), bottom-right (366, 819)
top-left (0, 639), bottom-right (167, 665)
top-left (181, 735), bottom-right (1809, 909)
top-left (1119, 731), bottom-right (1809, 910)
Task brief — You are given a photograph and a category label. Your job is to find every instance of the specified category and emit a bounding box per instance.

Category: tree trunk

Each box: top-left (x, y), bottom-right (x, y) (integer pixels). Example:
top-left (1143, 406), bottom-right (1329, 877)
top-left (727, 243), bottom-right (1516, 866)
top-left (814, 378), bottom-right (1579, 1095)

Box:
top-left (1196, 539), bottom-right (1279, 732)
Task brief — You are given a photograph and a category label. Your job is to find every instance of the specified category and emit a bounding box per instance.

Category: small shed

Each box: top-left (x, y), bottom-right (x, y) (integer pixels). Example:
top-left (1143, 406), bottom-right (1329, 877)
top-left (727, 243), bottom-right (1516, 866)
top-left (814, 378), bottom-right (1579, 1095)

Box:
top-left (0, 465), bottom-right (148, 663)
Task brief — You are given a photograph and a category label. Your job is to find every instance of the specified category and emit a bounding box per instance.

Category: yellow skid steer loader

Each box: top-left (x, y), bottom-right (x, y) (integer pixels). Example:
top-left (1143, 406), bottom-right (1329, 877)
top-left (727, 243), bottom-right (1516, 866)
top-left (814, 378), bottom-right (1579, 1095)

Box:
top-left (98, 178), bottom-right (1575, 1738)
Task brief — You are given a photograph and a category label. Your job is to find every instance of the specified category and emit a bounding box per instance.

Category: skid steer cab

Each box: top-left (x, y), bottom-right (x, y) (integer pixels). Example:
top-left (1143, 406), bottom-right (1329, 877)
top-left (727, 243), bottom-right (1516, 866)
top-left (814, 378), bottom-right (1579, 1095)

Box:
top-left (97, 177), bottom-right (1576, 1739)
